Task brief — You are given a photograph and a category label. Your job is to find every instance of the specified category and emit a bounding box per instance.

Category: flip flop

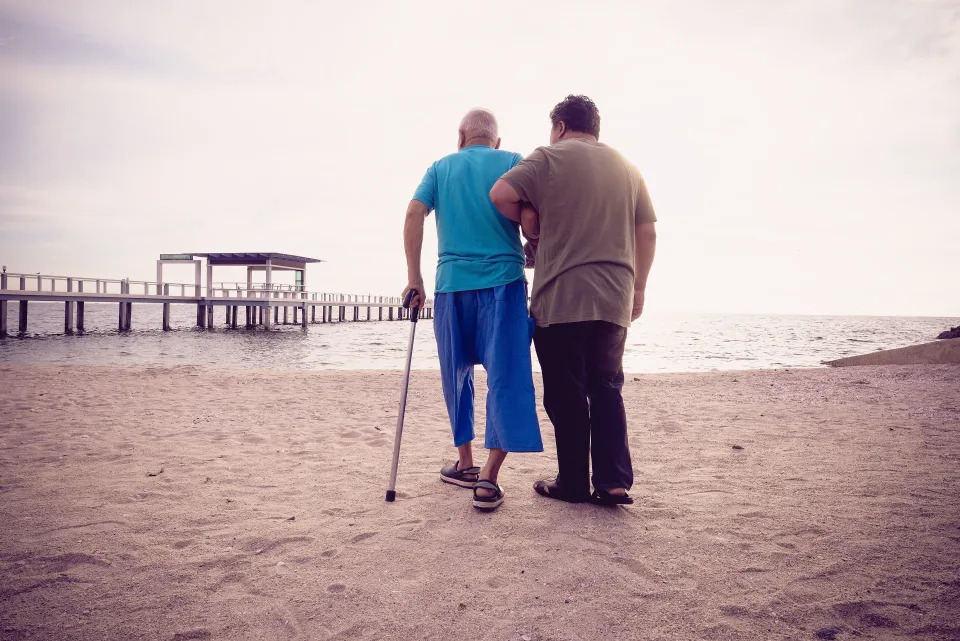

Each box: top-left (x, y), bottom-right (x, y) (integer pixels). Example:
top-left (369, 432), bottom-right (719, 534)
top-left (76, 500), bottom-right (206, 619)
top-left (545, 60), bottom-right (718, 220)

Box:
top-left (533, 479), bottom-right (589, 504)
top-left (473, 480), bottom-right (505, 511)
top-left (590, 489), bottom-right (634, 506)
top-left (440, 460), bottom-right (480, 488)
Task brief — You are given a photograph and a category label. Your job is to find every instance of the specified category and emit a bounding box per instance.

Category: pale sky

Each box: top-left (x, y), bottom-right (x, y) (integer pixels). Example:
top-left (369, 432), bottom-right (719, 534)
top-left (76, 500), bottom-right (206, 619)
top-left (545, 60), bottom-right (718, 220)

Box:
top-left (1, 0), bottom-right (957, 316)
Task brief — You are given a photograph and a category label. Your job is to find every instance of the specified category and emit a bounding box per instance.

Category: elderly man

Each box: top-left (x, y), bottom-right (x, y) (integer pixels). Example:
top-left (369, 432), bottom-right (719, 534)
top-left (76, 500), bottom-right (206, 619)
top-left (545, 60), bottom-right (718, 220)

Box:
top-left (490, 95), bottom-right (657, 506)
top-left (403, 108), bottom-right (542, 511)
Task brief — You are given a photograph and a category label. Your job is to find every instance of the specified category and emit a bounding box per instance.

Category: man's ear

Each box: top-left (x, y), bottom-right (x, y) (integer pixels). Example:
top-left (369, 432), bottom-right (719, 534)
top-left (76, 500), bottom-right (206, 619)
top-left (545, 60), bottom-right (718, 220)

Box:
top-left (557, 121), bottom-right (566, 139)
top-left (494, 137), bottom-right (501, 149)
top-left (458, 130), bottom-right (465, 150)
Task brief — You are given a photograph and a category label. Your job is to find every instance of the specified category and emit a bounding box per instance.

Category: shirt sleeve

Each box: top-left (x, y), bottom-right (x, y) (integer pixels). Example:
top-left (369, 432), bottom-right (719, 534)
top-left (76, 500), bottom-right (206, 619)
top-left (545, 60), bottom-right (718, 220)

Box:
top-left (500, 147), bottom-right (549, 211)
top-left (635, 173), bottom-right (657, 224)
top-left (412, 163), bottom-right (437, 212)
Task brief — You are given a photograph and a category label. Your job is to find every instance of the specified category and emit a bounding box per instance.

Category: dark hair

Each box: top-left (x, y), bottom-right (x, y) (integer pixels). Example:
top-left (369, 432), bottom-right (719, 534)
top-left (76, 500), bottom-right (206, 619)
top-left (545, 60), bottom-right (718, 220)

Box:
top-left (549, 94), bottom-right (600, 138)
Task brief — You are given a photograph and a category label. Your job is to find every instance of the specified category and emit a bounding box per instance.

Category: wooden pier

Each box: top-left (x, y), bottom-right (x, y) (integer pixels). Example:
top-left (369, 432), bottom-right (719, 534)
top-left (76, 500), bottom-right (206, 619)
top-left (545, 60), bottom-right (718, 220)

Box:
top-left (0, 270), bottom-right (432, 337)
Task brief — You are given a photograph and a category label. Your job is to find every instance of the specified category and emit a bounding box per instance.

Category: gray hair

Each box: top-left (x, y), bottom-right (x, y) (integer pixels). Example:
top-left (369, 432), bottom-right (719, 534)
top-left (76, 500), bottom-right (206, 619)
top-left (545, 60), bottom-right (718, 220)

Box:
top-left (459, 108), bottom-right (499, 141)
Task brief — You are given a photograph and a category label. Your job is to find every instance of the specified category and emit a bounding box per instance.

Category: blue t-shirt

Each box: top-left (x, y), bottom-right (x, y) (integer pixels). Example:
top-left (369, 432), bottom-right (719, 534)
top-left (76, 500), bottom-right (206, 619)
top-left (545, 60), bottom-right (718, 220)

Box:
top-left (413, 146), bottom-right (525, 294)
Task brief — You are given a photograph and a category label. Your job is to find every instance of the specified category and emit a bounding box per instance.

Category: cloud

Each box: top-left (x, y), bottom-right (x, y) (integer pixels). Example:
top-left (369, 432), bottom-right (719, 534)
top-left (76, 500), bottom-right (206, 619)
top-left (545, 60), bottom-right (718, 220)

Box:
top-left (0, 7), bottom-right (194, 77)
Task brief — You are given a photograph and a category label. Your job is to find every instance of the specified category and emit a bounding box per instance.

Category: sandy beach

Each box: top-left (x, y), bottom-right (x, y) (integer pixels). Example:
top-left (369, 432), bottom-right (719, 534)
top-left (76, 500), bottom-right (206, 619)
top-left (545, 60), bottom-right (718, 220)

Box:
top-left (0, 363), bottom-right (958, 641)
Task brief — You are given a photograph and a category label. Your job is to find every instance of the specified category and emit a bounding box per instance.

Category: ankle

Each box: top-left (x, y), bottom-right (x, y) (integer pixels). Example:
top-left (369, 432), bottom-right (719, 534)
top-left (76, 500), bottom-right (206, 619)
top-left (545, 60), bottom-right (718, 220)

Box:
top-left (457, 460), bottom-right (475, 471)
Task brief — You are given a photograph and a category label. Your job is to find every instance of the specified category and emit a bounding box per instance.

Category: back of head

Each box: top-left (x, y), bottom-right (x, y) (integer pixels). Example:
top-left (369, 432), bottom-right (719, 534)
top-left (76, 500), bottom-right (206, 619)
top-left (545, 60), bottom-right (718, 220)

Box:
top-left (459, 108), bottom-right (499, 147)
top-left (549, 95), bottom-right (601, 139)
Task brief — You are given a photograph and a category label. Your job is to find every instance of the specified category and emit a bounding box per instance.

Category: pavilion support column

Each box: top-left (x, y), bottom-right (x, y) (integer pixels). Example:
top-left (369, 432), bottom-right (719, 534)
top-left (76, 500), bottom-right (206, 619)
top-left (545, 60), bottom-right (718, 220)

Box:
top-left (245, 306), bottom-right (251, 328)
top-left (311, 305), bottom-right (316, 323)
top-left (283, 305), bottom-right (289, 325)
top-left (264, 304), bottom-right (273, 330)
top-left (301, 303), bottom-right (307, 328)
top-left (274, 306), bottom-right (279, 325)
top-left (196, 304), bottom-right (205, 328)
top-left (231, 306), bottom-right (238, 329)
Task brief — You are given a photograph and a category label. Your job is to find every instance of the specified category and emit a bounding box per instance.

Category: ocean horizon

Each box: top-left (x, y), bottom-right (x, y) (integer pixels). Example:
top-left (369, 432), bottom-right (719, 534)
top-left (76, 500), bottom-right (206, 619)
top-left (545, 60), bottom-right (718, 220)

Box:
top-left (1, 302), bottom-right (954, 373)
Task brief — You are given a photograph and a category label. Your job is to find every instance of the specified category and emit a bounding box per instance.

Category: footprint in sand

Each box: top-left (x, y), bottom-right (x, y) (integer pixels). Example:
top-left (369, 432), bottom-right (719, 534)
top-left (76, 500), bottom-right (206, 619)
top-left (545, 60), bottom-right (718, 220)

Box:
top-left (327, 583), bottom-right (346, 593)
top-left (350, 532), bottom-right (377, 544)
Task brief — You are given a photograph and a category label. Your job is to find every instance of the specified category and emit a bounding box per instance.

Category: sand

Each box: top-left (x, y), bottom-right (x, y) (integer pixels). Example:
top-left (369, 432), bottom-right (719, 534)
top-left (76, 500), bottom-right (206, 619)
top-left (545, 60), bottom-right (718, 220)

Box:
top-left (0, 363), bottom-right (959, 641)
top-left (826, 339), bottom-right (960, 367)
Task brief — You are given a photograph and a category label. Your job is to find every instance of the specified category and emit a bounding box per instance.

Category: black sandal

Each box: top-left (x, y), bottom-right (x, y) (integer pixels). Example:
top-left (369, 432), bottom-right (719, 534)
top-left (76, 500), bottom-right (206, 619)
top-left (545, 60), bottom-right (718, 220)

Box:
top-left (472, 480), bottom-right (505, 511)
top-left (533, 479), bottom-right (589, 504)
top-left (590, 489), bottom-right (634, 506)
top-left (440, 460), bottom-right (480, 488)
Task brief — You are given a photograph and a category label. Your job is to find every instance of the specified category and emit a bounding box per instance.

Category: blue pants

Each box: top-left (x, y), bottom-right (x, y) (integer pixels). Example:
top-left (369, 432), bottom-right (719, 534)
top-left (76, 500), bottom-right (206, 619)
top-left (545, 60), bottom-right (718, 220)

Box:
top-left (433, 279), bottom-right (543, 453)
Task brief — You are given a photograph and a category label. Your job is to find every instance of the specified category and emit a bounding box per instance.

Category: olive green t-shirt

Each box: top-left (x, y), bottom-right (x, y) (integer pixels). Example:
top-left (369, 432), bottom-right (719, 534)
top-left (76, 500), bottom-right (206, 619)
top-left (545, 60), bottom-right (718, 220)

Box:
top-left (501, 138), bottom-right (656, 328)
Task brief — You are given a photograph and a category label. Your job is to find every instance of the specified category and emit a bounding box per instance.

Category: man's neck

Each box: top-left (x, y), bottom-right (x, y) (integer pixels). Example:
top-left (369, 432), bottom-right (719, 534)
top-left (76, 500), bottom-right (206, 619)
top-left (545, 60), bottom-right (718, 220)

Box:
top-left (462, 137), bottom-right (494, 149)
top-left (561, 132), bottom-right (597, 143)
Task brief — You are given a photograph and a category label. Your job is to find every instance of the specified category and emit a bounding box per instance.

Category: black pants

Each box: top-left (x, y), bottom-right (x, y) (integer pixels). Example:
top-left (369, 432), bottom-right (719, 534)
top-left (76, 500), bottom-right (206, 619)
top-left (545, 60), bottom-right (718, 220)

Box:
top-left (534, 321), bottom-right (633, 499)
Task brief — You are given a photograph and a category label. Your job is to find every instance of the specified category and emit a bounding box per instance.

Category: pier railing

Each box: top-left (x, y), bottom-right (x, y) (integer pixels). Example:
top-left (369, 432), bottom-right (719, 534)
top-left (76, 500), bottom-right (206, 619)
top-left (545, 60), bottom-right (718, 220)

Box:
top-left (0, 273), bottom-right (202, 297)
top-left (0, 272), bottom-right (424, 306)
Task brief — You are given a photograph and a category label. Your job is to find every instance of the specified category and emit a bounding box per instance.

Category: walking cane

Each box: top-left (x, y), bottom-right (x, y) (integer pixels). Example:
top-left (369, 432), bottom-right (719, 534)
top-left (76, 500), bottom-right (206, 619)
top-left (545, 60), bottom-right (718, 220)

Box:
top-left (385, 289), bottom-right (421, 502)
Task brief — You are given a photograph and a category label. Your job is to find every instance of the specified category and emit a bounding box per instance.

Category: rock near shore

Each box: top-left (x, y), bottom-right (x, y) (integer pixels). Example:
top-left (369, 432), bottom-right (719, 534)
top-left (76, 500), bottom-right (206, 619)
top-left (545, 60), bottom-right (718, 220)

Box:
top-left (937, 326), bottom-right (960, 340)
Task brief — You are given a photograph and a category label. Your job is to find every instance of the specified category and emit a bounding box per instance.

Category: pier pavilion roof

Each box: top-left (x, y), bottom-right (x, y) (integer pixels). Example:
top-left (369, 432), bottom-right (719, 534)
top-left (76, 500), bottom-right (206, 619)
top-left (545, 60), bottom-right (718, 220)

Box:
top-left (160, 253), bottom-right (324, 268)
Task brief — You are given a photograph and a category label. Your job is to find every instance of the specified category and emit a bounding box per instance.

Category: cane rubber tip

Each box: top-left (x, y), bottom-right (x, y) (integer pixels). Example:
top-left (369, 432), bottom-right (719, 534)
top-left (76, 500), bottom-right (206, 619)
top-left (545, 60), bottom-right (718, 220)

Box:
top-left (385, 490), bottom-right (396, 502)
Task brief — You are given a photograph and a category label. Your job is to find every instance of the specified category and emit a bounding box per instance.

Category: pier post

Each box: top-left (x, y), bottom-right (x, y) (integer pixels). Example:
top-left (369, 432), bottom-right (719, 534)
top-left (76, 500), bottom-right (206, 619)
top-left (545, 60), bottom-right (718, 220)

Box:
top-left (118, 280), bottom-right (125, 331)
top-left (389, 307), bottom-right (393, 321)
top-left (245, 306), bottom-right (251, 328)
top-left (196, 304), bottom-right (205, 328)
top-left (77, 302), bottom-right (85, 332)
top-left (231, 306), bottom-right (238, 329)
top-left (64, 278), bottom-right (75, 333)
top-left (162, 284), bottom-right (170, 331)
top-left (0, 272), bottom-right (7, 337)
top-left (18, 276), bottom-right (27, 334)
top-left (311, 305), bottom-right (316, 323)
top-left (301, 303), bottom-right (307, 328)
top-left (19, 300), bottom-right (27, 334)
top-left (123, 281), bottom-right (132, 330)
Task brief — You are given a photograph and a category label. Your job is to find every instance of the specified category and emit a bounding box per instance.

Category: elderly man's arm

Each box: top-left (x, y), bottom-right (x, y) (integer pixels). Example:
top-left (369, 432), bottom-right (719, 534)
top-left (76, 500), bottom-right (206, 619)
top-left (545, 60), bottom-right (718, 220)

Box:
top-left (632, 222), bottom-right (657, 320)
top-left (403, 199), bottom-right (429, 308)
top-left (490, 179), bottom-right (523, 223)
top-left (520, 205), bottom-right (540, 242)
